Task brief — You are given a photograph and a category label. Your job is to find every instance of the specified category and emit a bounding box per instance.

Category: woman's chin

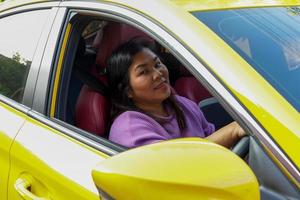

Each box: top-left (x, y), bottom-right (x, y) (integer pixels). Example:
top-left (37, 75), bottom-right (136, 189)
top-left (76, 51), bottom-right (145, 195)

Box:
top-left (159, 88), bottom-right (171, 100)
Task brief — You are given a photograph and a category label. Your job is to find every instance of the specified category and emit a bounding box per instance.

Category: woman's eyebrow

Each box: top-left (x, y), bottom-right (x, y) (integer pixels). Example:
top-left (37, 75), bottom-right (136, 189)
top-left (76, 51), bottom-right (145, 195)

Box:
top-left (135, 63), bottom-right (147, 71)
top-left (135, 56), bottom-right (158, 71)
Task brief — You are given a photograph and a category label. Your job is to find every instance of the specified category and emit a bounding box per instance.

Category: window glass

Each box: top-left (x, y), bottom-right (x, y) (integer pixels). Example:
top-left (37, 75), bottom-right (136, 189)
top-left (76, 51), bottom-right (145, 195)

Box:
top-left (0, 9), bottom-right (49, 102)
top-left (193, 7), bottom-right (300, 112)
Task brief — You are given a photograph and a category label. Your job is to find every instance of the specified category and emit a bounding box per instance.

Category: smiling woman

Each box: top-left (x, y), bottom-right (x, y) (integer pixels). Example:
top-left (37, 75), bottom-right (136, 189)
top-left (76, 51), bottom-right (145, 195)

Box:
top-left (106, 38), bottom-right (246, 148)
top-left (127, 48), bottom-right (171, 115)
top-left (108, 40), bottom-right (172, 118)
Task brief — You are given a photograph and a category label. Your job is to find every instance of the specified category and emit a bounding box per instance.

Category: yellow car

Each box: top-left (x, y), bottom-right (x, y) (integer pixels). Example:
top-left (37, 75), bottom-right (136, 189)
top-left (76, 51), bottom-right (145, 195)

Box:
top-left (0, 0), bottom-right (299, 199)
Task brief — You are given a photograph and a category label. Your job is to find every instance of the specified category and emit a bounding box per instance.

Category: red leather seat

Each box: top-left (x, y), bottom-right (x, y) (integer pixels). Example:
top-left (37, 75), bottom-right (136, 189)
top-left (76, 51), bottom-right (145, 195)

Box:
top-left (76, 85), bottom-right (110, 135)
top-left (174, 77), bottom-right (212, 103)
top-left (75, 22), bottom-right (153, 137)
top-left (174, 77), bottom-right (234, 129)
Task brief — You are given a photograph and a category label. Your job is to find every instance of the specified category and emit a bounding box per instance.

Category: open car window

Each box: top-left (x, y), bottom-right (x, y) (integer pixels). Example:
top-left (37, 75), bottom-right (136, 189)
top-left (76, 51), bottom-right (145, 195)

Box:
top-left (54, 13), bottom-right (234, 149)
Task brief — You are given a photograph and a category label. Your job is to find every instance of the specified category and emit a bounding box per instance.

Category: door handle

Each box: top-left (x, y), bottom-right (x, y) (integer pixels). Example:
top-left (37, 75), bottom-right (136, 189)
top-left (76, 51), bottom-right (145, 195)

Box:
top-left (14, 175), bottom-right (50, 200)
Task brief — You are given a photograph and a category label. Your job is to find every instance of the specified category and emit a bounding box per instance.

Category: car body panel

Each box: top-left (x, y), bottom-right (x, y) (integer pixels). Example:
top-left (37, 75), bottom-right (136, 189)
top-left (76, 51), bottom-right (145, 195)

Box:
top-left (0, 102), bottom-right (27, 200)
top-left (32, 6), bottom-right (67, 113)
top-left (0, 0), bottom-right (59, 12)
top-left (22, 6), bottom-right (61, 108)
top-left (8, 115), bottom-right (109, 200)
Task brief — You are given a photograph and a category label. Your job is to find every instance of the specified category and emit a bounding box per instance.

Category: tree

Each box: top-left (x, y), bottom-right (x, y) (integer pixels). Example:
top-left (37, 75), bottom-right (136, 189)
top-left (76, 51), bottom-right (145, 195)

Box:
top-left (0, 53), bottom-right (30, 102)
top-left (12, 52), bottom-right (21, 62)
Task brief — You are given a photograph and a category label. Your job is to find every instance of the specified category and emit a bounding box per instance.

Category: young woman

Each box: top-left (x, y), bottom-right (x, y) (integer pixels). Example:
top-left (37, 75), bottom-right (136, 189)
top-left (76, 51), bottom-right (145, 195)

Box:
top-left (107, 39), bottom-right (245, 148)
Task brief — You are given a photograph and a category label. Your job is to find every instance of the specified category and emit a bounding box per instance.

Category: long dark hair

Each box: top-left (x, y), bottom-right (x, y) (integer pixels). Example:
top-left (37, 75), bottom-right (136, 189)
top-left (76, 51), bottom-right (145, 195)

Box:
top-left (107, 38), bottom-right (186, 130)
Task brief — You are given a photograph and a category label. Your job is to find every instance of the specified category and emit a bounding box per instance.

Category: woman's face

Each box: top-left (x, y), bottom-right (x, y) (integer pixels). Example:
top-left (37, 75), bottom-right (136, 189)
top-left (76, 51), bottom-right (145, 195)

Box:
top-left (128, 48), bottom-right (171, 107)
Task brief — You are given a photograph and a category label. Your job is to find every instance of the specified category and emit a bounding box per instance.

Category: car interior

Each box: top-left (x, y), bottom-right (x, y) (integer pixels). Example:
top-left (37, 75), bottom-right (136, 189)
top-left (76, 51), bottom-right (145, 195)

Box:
top-left (58, 18), bottom-right (233, 138)
top-left (54, 15), bottom-right (300, 199)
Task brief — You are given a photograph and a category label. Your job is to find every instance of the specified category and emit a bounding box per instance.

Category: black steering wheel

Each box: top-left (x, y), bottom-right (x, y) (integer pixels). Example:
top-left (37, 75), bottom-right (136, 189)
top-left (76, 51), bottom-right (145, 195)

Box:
top-left (232, 136), bottom-right (250, 158)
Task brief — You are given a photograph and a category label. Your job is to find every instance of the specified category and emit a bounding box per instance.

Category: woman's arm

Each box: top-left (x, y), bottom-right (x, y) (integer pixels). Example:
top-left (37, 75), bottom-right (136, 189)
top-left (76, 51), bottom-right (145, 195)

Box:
top-left (205, 121), bottom-right (246, 148)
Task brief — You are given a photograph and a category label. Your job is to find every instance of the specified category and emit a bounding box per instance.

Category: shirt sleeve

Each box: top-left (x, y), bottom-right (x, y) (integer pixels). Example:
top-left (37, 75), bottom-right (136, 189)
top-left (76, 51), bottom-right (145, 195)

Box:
top-left (109, 111), bottom-right (169, 148)
top-left (175, 95), bottom-right (215, 137)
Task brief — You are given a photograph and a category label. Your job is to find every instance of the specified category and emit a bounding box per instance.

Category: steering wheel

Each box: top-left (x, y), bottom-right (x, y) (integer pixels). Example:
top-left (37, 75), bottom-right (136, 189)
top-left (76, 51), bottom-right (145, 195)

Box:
top-left (232, 136), bottom-right (250, 158)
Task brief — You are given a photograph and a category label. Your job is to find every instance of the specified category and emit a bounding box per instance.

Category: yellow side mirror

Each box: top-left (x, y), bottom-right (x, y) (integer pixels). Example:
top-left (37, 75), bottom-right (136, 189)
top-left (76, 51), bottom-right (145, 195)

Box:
top-left (92, 138), bottom-right (259, 200)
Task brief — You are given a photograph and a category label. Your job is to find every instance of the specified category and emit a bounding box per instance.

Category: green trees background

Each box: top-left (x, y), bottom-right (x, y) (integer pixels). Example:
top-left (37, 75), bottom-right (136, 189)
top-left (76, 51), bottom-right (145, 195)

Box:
top-left (0, 52), bottom-right (30, 102)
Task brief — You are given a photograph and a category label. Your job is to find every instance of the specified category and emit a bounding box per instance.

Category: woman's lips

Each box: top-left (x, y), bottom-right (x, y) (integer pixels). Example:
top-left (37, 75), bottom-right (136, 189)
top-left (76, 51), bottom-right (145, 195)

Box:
top-left (154, 81), bottom-right (168, 90)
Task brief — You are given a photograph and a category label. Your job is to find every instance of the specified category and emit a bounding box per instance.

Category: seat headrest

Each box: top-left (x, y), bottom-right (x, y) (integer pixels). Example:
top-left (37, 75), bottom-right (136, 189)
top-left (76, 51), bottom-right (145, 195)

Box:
top-left (75, 85), bottom-right (110, 136)
top-left (174, 77), bottom-right (212, 103)
top-left (94, 22), bottom-right (154, 69)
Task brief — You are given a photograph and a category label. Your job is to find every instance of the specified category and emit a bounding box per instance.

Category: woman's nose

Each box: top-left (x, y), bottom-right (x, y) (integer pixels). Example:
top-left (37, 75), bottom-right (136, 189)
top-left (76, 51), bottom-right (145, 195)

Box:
top-left (153, 68), bottom-right (163, 80)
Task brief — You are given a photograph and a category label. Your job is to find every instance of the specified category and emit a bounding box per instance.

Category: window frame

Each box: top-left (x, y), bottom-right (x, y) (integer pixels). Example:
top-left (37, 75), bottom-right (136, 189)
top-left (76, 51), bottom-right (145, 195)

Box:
top-left (46, 6), bottom-right (239, 152)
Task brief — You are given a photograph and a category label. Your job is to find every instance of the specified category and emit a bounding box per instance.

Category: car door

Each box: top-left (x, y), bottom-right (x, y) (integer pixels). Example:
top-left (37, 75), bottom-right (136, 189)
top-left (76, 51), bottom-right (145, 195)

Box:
top-left (4, 3), bottom-right (116, 200)
top-left (0, 2), bottom-right (60, 200)
top-left (8, 115), bottom-right (112, 199)
top-left (0, 104), bottom-right (26, 200)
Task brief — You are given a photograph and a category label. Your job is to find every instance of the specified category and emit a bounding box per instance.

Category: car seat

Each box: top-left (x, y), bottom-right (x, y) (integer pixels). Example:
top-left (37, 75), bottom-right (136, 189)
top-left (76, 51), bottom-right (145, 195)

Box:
top-left (174, 76), bottom-right (233, 130)
top-left (174, 76), bottom-right (212, 103)
top-left (66, 37), bottom-right (96, 124)
top-left (198, 97), bottom-right (233, 130)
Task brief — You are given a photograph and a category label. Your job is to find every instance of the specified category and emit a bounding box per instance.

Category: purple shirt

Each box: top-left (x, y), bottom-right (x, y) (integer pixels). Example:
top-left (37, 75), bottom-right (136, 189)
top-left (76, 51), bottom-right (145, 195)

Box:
top-left (109, 95), bottom-right (215, 148)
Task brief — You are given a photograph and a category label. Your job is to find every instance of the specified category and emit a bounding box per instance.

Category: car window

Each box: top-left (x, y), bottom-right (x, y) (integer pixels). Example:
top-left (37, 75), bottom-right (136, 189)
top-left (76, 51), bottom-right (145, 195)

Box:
top-left (55, 15), bottom-right (230, 149)
top-left (0, 9), bottom-right (50, 103)
top-left (193, 7), bottom-right (300, 112)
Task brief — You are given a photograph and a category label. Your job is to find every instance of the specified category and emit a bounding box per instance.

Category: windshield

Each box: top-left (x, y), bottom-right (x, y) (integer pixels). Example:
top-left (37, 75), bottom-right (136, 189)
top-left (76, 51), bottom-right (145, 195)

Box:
top-left (193, 7), bottom-right (300, 112)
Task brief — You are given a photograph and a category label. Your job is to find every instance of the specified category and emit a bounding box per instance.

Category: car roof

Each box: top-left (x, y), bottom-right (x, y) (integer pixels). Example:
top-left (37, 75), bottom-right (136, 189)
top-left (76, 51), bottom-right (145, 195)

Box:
top-left (0, 0), bottom-right (61, 13)
top-left (2, 0), bottom-right (300, 13)
top-left (170, 0), bottom-right (300, 11)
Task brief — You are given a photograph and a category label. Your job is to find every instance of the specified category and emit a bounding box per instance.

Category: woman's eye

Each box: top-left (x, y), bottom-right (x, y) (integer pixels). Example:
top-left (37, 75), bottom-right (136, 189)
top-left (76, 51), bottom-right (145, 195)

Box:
top-left (139, 69), bottom-right (148, 75)
top-left (155, 62), bottom-right (162, 68)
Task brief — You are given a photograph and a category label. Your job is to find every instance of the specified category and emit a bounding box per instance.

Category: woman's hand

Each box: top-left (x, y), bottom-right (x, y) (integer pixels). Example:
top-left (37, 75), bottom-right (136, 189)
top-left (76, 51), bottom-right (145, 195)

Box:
top-left (229, 121), bottom-right (246, 140)
top-left (205, 121), bottom-right (246, 148)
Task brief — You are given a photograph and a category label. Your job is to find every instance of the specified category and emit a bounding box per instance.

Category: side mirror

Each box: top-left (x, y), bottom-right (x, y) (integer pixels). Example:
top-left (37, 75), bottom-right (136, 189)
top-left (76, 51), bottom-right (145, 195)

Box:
top-left (92, 138), bottom-right (259, 199)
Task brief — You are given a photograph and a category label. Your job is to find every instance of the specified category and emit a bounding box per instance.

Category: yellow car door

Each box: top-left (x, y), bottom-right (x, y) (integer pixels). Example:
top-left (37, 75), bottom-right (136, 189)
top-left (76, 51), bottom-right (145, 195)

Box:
top-left (7, 114), bottom-right (110, 200)
top-left (1, 3), bottom-right (112, 199)
top-left (0, 2), bottom-right (59, 200)
top-left (0, 103), bottom-right (26, 200)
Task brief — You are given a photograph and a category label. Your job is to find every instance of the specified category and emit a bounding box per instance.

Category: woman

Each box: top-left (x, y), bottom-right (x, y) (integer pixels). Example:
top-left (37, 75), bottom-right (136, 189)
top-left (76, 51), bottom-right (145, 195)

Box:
top-left (107, 38), bottom-right (245, 148)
